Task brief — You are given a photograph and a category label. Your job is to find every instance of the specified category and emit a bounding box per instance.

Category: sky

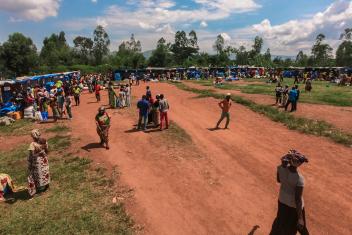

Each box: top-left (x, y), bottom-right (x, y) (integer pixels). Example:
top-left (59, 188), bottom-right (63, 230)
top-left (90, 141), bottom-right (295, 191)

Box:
top-left (0, 0), bottom-right (351, 56)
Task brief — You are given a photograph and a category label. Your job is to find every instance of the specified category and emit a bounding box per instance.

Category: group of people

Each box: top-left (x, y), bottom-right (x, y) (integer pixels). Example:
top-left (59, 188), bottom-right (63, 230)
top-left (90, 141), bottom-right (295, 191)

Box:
top-left (23, 80), bottom-right (80, 121)
top-left (108, 82), bottom-right (131, 109)
top-left (136, 86), bottom-right (170, 131)
top-left (275, 83), bottom-right (301, 112)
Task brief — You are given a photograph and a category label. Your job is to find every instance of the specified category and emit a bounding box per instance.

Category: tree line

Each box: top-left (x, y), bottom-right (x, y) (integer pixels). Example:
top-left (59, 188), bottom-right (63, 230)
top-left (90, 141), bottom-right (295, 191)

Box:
top-left (0, 25), bottom-right (351, 78)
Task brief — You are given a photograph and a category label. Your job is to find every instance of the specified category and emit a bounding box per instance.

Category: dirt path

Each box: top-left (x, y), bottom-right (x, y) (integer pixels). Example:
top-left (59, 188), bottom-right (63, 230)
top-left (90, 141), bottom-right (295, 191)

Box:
top-left (69, 84), bottom-right (352, 235)
top-left (185, 81), bottom-right (352, 133)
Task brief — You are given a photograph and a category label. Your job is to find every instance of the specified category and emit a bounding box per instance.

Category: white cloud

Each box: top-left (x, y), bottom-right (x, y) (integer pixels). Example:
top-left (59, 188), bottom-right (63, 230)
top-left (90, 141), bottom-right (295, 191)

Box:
top-left (220, 32), bottom-right (231, 42)
top-left (91, 0), bottom-right (98, 3)
top-left (0, 0), bottom-right (61, 21)
top-left (194, 0), bottom-right (260, 13)
top-left (200, 21), bottom-right (208, 28)
top-left (248, 0), bottom-right (352, 55)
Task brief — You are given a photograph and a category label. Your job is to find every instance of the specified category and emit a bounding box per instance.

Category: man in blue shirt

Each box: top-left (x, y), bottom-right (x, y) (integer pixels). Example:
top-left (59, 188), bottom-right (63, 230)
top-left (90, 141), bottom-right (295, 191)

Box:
top-left (137, 95), bottom-right (150, 130)
top-left (285, 87), bottom-right (298, 112)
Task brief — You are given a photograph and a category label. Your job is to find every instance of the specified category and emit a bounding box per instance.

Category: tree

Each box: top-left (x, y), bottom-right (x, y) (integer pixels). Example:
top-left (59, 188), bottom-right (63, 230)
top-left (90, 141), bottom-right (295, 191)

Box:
top-left (213, 34), bottom-right (225, 55)
top-left (148, 37), bottom-right (173, 67)
top-left (171, 30), bottom-right (200, 66)
top-left (0, 33), bottom-right (38, 76)
top-left (311, 34), bottom-right (333, 66)
top-left (40, 31), bottom-right (71, 66)
top-left (336, 28), bottom-right (352, 66)
top-left (295, 51), bottom-right (309, 67)
top-left (73, 36), bottom-right (94, 65)
top-left (109, 34), bottom-right (145, 69)
top-left (93, 25), bottom-right (110, 65)
top-left (251, 36), bottom-right (263, 56)
top-left (235, 46), bottom-right (249, 65)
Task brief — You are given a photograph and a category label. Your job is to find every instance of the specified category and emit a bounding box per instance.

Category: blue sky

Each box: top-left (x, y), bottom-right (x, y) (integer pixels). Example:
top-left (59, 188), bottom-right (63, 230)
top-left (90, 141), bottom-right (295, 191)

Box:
top-left (0, 0), bottom-right (351, 55)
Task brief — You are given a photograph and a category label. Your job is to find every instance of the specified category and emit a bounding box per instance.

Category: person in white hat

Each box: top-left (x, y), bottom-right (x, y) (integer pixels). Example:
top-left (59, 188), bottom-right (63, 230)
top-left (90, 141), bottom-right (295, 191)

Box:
top-left (215, 93), bottom-right (232, 129)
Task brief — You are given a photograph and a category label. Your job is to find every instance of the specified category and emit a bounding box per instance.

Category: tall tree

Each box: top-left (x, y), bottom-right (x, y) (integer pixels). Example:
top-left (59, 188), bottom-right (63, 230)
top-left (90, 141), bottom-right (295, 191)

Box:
top-left (311, 34), bottom-right (333, 66)
top-left (295, 51), bottom-right (309, 67)
top-left (93, 25), bottom-right (110, 65)
top-left (0, 33), bottom-right (38, 76)
top-left (235, 46), bottom-right (249, 65)
top-left (148, 37), bottom-right (173, 67)
top-left (171, 30), bottom-right (199, 65)
top-left (336, 28), bottom-right (352, 66)
top-left (73, 36), bottom-right (94, 65)
top-left (40, 31), bottom-right (71, 66)
top-left (213, 34), bottom-right (225, 55)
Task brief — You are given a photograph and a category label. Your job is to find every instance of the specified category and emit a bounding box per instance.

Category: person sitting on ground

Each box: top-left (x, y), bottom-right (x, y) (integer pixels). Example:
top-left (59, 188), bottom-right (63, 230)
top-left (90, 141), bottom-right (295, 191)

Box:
top-left (27, 129), bottom-right (50, 197)
top-left (215, 93), bottom-right (232, 129)
top-left (270, 150), bottom-right (309, 235)
top-left (159, 94), bottom-right (170, 131)
top-left (0, 173), bottom-right (16, 202)
top-left (95, 107), bottom-right (111, 150)
top-left (137, 95), bottom-right (150, 131)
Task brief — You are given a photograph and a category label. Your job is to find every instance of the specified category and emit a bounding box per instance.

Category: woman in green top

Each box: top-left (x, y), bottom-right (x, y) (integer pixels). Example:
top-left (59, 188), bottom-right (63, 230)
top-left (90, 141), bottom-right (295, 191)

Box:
top-left (95, 107), bottom-right (111, 150)
top-left (108, 82), bottom-right (117, 109)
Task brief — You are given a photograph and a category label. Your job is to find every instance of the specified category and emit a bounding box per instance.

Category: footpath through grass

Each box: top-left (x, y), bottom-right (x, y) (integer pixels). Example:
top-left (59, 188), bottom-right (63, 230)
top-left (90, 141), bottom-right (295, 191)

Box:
top-left (192, 78), bottom-right (352, 107)
top-left (170, 81), bottom-right (352, 147)
top-left (0, 124), bottom-right (134, 234)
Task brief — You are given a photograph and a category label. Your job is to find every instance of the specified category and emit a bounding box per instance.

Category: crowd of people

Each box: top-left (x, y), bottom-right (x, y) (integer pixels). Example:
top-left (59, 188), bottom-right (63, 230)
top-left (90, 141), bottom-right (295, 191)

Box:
top-left (1, 72), bottom-right (313, 235)
top-left (275, 83), bottom-right (301, 112)
top-left (136, 86), bottom-right (170, 131)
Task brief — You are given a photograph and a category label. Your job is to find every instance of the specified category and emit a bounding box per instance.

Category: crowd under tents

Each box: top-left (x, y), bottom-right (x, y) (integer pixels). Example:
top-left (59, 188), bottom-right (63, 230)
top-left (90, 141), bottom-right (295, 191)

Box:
top-left (0, 71), bottom-right (79, 104)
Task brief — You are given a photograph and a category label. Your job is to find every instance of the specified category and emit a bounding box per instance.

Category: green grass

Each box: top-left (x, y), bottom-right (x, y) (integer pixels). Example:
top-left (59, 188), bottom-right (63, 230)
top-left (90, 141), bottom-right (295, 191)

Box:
top-left (192, 78), bottom-right (352, 107)
top-left (46, 125), bottom-right (71, 133)
top-left (0, 119), bottom-right (33, 136)
top-left (171, 82), bottom-right (352, 147)
top-left (1, 130), bottom-right (134, 234)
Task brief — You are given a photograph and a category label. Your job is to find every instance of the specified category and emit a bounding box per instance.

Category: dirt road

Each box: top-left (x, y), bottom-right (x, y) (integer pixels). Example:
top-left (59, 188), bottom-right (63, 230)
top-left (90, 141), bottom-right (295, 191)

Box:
top-left (185, 81), bottom-right (352, 133)
top-left (70, 83), bottom-right (352, 235)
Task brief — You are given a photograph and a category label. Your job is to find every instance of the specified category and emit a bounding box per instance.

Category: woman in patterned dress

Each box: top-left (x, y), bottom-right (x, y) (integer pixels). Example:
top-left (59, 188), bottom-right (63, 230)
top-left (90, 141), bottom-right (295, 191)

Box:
top-left (95, 107), bottom-right (111, 150)
top-left (27, 129), bottom-right (50, 197)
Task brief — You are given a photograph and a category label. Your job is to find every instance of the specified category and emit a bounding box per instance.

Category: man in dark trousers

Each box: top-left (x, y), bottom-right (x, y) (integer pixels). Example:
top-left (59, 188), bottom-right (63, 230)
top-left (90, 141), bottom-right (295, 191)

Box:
top-left (137, 95), bottom-right (150, 131)
top-left (285, 87), bottom-right (298, 112)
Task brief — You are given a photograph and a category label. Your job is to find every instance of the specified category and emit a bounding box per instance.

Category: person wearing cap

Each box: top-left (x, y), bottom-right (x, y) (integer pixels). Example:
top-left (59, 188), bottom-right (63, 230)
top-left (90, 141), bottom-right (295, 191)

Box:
top-left (95, 107), bottom-right (111, 150)
top-left (270, 150), bottom-right (309, 235)
top-left (215, 93), bottom-right (232, 129)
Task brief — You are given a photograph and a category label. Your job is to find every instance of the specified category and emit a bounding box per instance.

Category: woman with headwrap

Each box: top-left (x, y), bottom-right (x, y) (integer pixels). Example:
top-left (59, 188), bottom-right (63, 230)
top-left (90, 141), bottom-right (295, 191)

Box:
top-left (108, 82), bottom-right (117, 109)
top-left (95, 107), bottom-right (111, 150)
top-left (270, 150), bottom-right (310, 235)
top-left (27, 129), bottom-right (50, 197)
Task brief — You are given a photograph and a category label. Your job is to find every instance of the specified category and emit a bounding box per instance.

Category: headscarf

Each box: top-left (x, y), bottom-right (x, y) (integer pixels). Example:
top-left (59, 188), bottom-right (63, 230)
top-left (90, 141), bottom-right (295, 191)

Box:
top-left (31, 129), bottom-right (41, 140)
top-left (281, 149), bottom-right (308, 168)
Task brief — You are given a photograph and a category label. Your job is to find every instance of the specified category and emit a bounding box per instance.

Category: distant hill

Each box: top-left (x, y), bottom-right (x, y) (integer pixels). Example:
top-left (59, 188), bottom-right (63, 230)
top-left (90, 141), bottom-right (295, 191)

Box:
top-left (272, 55), bottom-right (296, 60)
top-left (143, 50), bottom-right (154, 59)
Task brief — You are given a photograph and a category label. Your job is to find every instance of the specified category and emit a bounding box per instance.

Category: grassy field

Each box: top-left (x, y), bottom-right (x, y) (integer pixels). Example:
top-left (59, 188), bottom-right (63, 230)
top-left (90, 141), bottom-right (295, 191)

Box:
top-left (171, 81), bottom-right (352, 147)
top-left (0, 119), bottom-right (34, 136)
top-left (0, 124), bottom-right (134, 235)
top-left (192, 78), bottom-right (352, 107)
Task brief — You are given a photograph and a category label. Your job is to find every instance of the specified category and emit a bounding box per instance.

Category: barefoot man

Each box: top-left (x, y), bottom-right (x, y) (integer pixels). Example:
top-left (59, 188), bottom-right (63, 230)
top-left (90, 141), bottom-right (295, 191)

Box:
top-left (215, 93), bottom-right (232, 129)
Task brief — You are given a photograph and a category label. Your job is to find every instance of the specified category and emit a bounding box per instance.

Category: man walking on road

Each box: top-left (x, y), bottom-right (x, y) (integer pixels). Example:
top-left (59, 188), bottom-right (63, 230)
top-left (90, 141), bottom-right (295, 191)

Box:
top-left (137, 95), bottom-right (150, 131)
top-left (285, 87), bottom-right (298, 112)
top-left (216, 93), bottom-right (232, 129)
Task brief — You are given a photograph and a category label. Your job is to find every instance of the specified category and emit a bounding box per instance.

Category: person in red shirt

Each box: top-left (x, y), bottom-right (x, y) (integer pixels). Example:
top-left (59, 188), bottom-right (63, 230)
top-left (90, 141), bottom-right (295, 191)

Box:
top-left (215, 93), bottom-right (232, 129)
top-left (95, 83), bottom-right (101, 102)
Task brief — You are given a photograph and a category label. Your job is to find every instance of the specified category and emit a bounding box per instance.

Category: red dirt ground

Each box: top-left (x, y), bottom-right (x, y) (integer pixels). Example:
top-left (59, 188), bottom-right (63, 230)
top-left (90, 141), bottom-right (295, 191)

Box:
top-left (185, 81), bottom-right (352, 133)
top-left (69, 83), bottom-right (351, 235)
